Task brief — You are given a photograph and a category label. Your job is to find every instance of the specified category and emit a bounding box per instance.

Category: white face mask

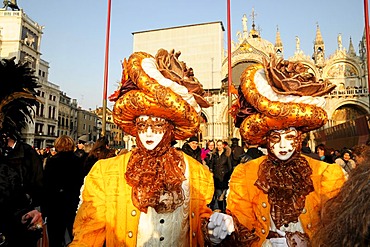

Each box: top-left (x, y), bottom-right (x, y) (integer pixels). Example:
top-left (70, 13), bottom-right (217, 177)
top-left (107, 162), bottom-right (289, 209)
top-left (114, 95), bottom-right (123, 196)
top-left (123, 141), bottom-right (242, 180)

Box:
top-left (268, 127), bottom-right (298, 161)
top-left (136, 115), bottom-right (167, 150)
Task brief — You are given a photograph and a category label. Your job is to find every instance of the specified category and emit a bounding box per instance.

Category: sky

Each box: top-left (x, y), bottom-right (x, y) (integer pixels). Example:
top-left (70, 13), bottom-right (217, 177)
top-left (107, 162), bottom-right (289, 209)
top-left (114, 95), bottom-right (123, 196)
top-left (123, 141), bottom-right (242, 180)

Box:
top-left (18, 0), bottom-right (367, 110)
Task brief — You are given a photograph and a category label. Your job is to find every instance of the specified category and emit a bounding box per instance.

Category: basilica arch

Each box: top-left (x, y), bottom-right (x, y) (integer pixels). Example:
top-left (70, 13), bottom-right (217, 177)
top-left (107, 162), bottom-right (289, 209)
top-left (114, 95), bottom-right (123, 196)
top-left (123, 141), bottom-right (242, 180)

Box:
top-left (332, 104), bottom-right (368, 121)
top-left (201, 12), bottom-right (369, 146)
top-left (229, 60), bottom-right (259, 86)
top-left (329, 101), bottom-right (369, 124)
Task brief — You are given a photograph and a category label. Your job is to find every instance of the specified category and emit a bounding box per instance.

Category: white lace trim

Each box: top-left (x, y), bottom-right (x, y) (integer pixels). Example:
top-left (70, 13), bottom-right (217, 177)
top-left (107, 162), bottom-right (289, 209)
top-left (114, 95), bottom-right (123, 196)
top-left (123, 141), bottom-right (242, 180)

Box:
top-left (136, 159), bottom-right (190, 247)
top-left (262, 214), bottom-right (305, 247)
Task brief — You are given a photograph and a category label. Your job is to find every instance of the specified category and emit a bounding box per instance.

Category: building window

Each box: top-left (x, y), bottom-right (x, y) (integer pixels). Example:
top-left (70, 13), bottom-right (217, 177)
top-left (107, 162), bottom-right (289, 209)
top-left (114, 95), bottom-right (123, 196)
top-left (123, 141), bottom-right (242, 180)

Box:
top-left (48, 106), bottom-right (52, 118)
top-left (35, 123), bottom-right (42, 134)
top-left (36, 104), bottom-right (40, 116)
top-left (47, 125), bottom-right (55, 136)
top-left (40, 104), bottom-right (44, 117)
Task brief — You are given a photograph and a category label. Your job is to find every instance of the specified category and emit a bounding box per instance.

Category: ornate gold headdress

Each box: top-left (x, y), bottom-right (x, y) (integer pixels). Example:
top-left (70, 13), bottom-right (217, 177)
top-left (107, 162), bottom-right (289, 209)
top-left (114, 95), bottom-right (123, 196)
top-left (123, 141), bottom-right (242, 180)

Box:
top-left (231, 54), bottom-right (336, 145)
top-left (110, 49), bottom-right (210, 140)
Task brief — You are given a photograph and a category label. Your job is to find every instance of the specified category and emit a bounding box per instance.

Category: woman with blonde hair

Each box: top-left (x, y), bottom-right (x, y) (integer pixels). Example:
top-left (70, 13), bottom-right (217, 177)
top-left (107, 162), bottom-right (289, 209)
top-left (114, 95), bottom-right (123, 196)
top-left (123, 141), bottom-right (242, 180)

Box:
top-left (43, 135), bottom-right (84, 246)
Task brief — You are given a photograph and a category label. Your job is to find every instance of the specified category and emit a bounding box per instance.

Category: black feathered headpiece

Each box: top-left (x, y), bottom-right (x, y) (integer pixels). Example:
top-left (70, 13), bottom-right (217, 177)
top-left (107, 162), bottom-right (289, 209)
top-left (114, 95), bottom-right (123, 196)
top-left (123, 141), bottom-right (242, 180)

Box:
top-left (0, 57), bottom-right (40, 140)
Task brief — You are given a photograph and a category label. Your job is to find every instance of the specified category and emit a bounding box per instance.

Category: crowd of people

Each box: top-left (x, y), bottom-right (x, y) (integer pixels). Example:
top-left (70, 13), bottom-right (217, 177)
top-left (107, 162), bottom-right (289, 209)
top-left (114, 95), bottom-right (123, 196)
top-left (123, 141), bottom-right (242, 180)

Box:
top-left (1, 51), bottom-right (369, 247)
top-left (301, 141), bottom-right (364, 177)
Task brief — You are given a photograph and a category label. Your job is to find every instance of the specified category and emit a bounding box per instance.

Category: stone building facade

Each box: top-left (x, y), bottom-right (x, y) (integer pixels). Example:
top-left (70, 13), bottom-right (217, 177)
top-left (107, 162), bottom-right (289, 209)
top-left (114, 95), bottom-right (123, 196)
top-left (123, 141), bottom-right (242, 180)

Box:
top-left (33, 59), bottom-right (60, 148)
top-left (58, 92), bottom-right (79, 141)
top-left (76, 108), bottom-right (100, 143)
top-left (0, 6), bottom-right (105, 147)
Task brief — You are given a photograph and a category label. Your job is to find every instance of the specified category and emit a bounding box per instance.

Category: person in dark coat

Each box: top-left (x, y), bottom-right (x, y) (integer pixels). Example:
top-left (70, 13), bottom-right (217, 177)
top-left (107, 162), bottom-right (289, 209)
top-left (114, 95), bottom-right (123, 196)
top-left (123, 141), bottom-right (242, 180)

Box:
top-left (181, 136), bottom-right (202, 163)
top-left (230, 138), bottom-right (244, 169)
top-left (301, 139), bottom-right (320, 160)
top-left (74, 140), bottom-right (87, 159)
top-left (43, 135), bottom-right (84, 246)
top-left (1, 138), bottom-right (44, 247)
top-left (245, 143), bottom-right (264, 159)
top-left (210, 140), bottom-right (232, 212)
top-left (301, 140), bottom-right (312, 154)
top-left (0, 58), bottom-right (43, 247)
top-left (0, 159), bottom-right (43, 247)
top-left (4, 137), bottom-right (44, 211)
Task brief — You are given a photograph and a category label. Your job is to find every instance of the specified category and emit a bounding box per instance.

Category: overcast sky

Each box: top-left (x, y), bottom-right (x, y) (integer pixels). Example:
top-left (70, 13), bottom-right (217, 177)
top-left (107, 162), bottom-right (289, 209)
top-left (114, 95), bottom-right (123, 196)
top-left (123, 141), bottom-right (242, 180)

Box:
top-left (19, 0), bottom-right (366, 110)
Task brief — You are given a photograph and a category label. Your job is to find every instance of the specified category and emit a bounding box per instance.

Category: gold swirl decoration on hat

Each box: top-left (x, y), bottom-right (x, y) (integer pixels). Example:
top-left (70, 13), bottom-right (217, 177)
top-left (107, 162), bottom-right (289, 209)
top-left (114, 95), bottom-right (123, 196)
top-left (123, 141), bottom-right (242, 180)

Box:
top-left (111, 50), bottom-right (210, 140)
top-left (237, 55), bottom-right (336, 145)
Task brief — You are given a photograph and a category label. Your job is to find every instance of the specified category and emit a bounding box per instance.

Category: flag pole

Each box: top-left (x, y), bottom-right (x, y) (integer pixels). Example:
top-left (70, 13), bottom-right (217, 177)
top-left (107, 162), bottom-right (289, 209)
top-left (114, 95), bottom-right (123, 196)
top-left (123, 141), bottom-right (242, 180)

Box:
top-left (227, 0), bottom-right (233, 141)
top-left (364, 0), bottom-right (370, 102)
top-left (102, 0), bottom-right (112, 137)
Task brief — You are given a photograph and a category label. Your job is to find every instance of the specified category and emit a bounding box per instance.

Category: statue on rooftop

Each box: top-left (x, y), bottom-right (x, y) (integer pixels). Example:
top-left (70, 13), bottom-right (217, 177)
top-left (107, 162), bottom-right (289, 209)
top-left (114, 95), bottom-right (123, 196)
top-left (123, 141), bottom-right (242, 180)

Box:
top-left (3, 0), bottom-right (19, 11)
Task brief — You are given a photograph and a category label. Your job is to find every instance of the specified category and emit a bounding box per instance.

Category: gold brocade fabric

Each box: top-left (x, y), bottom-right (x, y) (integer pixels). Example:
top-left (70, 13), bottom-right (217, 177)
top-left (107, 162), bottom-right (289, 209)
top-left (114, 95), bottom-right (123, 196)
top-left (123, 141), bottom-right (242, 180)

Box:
top-left (231, 54), bottom-right (335, 145)
top-left (238, 64), bottom-right (329, 145)
top-left (111, 50), bottom-right (208, 140)
top-left (125, 127), bottom-right (186, 213)
top-left (255, 153), bottom-right (314, 229)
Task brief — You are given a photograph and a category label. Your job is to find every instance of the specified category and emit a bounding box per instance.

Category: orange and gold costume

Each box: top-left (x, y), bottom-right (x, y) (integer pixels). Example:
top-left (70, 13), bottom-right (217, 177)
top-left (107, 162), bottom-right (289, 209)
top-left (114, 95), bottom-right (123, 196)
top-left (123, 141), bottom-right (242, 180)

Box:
top-left (71, 49), bottom-right (213, 246)
top-left (226, 55), bottom-right (345, 246)
top-left (70, 152), bottom-right (213, 247)
top-left (227, 155), bottom-right (345, 246)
